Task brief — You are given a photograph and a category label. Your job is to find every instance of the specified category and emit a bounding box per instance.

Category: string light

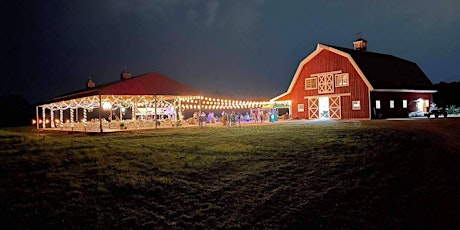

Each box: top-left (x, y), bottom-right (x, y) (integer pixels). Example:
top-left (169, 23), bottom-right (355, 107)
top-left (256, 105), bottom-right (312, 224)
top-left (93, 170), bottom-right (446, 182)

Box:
top-left (102, 102), bottom-right (112, 110)
top-left (38, 94), bottom-right (275, 131)
top-left (177, 96), bottom-right (271, 111)
top-left (83, 109), bottom-right (87, 122)
top-left (50, 109), bottom-right (55, 128)
top-left (70, 108), bottom-right (74, 127)
top-left (60, 110), bottom-right (63, 127)
top-left (42, 108), bottom-right (46, 128)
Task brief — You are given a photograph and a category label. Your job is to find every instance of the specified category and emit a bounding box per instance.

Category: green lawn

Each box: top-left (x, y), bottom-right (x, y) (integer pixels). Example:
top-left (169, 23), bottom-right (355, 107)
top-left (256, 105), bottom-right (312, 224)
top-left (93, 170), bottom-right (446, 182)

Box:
top-left (1, 120), bottom-right (459, 229)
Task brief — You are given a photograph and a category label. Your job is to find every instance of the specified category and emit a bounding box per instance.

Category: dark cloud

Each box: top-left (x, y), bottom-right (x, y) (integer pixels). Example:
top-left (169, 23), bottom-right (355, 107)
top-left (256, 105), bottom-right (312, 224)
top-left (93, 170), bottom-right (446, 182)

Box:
top-left (2, 0), bottom-right (459, 103)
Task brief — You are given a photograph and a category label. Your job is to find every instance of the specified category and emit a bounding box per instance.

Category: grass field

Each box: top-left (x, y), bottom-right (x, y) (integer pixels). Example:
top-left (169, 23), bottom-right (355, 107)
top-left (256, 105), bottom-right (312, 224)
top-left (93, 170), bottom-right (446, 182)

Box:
top-left (1, 119), bottom-right (460, 229)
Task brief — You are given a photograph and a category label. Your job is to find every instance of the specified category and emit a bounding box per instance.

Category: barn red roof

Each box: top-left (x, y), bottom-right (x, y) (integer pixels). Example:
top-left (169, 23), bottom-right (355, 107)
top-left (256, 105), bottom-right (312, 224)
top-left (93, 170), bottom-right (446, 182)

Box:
top-left (99, 72), bottom-right (202, 95)
top-left (271, 43), bottom-right (435, 102)
top-left (329, 45), bottom-right (434, 90)
top-left (44, 72), bottom-right (202, 103)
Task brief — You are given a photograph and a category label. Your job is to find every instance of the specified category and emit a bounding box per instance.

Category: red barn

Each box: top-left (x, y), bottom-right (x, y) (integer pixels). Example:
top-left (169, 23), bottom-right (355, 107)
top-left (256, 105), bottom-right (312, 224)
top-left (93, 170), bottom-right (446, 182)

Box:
top-left (272, 39), bottom-right (436, 119)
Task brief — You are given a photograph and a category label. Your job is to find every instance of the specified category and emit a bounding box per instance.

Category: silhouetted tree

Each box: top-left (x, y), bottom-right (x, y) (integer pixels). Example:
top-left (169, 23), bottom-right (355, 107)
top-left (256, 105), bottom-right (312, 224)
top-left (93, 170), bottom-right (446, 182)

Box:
top-left (0, 95), bottom-right (34, 127)
top-left (433, 81), bottom-right (460, 107)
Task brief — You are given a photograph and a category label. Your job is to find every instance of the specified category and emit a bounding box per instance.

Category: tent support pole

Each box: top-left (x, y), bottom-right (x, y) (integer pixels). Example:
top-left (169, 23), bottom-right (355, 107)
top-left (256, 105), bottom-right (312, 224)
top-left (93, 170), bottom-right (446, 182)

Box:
top-left (154, 96), bottom-right (158, 129)
top-left (99, 93), bottom-right (103, 133)
top-left (36, 106), bottom-right (39, 130)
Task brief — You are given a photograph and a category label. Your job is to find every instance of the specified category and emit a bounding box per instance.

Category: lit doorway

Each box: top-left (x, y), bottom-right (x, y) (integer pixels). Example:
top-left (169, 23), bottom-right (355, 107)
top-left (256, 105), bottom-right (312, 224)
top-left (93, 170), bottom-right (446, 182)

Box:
top-left (318, 97), bottom-right (329, 118)
top-left (416, 98), bottom-right (428, 112)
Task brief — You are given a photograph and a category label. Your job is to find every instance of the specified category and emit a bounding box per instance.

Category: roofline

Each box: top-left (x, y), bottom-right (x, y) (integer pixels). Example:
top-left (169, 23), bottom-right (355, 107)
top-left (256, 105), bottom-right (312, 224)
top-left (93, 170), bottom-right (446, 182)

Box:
top-left (270, 91), bottom-right (289, 102)
top-left (272, 43), bottom-right (375, 101)
top-left (372, 89), bottom-right (437, 93)
top-left (41, 89), bottom-right (101, 104)
top-left (285, 44), bottom-right (323, 94)
top-left (318, 44), bottom-right (374, 90)
top-left (39, 71), bottom-right (205, 105)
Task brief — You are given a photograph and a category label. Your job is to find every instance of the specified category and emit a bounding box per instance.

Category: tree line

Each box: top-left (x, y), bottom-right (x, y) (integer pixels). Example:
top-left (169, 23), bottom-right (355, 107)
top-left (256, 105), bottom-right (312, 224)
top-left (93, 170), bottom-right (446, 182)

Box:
top-left (0, 95), bottom-right (34, 128)
top-left (433, 81), bottom-right (460, 107)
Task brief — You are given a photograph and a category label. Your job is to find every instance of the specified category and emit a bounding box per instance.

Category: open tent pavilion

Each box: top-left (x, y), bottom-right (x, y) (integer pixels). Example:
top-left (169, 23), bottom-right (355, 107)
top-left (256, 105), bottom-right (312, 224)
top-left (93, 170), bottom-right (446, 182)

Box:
top-left (35, 71), bottom-right (285, 132)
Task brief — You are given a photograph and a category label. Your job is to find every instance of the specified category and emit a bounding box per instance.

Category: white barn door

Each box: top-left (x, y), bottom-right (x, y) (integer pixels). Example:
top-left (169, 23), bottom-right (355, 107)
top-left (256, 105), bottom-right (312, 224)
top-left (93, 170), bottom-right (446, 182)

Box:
top-left (308, 98), bottom-right (319, 119)
top-left (329, 96), bottom-right (341, 119)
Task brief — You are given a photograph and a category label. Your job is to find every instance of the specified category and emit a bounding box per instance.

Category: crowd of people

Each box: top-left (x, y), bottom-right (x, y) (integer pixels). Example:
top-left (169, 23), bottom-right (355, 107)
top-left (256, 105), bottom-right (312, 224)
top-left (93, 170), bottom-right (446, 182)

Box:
top-left (191, 109), bottom-right (277, 127)
top-left (99, 108), bottom-right (282, 128)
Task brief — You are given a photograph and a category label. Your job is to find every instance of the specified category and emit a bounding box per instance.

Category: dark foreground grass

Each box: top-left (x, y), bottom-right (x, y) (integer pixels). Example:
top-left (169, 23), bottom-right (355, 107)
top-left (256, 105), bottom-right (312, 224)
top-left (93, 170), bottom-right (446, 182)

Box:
top-left (1, 120), bottom-right (460, 229)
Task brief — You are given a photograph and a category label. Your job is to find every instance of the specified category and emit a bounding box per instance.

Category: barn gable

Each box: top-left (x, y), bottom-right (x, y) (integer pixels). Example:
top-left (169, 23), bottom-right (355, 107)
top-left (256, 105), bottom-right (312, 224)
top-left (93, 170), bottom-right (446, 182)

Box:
top-left (271, 44), bottom-right (373, 101)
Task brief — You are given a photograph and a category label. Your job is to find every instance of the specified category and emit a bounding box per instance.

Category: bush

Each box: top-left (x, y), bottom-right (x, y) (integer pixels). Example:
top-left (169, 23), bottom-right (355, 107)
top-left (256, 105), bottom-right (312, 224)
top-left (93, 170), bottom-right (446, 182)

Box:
top-left (448, 105), bottom-right (458, 114)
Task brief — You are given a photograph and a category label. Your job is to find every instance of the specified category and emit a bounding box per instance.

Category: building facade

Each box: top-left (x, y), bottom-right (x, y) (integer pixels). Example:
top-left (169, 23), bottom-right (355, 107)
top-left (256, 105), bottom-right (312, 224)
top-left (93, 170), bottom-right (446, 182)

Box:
top-left (272, 39), bottom-right (436, 119)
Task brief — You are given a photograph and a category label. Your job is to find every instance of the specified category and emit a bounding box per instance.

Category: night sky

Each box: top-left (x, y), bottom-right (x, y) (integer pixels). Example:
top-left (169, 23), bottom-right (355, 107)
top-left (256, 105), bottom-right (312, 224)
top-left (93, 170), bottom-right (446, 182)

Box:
top-left (3, 0), bottom-right (460, 104)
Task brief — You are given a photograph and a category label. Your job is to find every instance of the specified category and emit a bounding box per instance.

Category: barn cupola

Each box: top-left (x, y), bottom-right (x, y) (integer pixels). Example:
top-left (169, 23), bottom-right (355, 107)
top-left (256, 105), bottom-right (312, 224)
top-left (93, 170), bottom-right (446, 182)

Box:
top-left (120, 66), bottom-right (131, 80)
top-left (353, 38), bottom-right (368, 52)
top-left (87, 77), bottom-right (95, 88)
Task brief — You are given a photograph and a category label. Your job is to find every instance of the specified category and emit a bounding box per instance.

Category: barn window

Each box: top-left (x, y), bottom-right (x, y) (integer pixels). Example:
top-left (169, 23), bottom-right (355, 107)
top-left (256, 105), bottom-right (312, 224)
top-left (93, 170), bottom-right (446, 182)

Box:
top-left (335, 73), bottom-right (349, 87)
top-left (390, 100), bottom-right (395, 108)
top-left (298, 104), bottom-right (305, 112)
top-left (311, 71), bottom-right (340, 94)
top-left (317, 74), bottom-right (334, 94)
top-left (376, 100), bottom-right (381, 109)
top-left (403, 100), bottom-right (407, 108)
top-left (352, 100), bottom-right (361, 110)
top-left (305, 77), bottom-right (317, 90)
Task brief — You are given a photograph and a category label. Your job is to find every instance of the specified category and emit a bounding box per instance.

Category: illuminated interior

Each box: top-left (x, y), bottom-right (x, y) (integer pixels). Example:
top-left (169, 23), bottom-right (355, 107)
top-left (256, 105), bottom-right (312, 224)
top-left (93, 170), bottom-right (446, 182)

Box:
top-left (318, 97), bottom-right (329, 119)
top-left (35, 94), bottom-right (291, 132)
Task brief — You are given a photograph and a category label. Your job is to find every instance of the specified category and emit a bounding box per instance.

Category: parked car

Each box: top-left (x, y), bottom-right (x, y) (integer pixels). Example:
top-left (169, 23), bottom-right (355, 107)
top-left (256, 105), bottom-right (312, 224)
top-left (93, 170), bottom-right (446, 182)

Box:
top-left (408, 111), bottom-right (425, 118)
top-left (426, 103), bottom-right (448, 118)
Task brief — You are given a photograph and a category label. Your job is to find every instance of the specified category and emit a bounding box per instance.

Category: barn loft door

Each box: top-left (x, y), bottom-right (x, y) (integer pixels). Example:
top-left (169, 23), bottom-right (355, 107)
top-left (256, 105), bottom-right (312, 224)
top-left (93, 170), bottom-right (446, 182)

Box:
top-left (318, 73), bottom-right (334, 94)
top-left (329, 96), bottom-right (341, 119)
top-left (308, 97), bottom-right (319, 119)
